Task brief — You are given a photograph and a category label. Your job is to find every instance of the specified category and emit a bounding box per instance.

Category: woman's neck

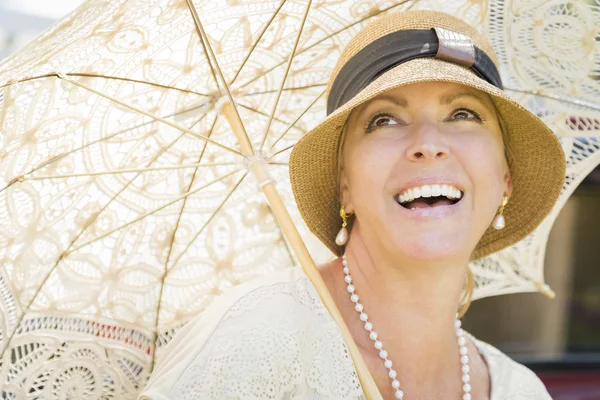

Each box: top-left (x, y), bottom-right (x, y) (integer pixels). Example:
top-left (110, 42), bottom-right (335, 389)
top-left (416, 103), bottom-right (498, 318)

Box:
top-left (319, 231), bottom-right (472, 396)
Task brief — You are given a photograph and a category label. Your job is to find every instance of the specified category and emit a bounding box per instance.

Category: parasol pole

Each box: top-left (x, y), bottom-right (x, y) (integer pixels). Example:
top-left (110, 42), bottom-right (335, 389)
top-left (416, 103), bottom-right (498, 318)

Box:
top-left (221, 102), bottom-right (383, 400)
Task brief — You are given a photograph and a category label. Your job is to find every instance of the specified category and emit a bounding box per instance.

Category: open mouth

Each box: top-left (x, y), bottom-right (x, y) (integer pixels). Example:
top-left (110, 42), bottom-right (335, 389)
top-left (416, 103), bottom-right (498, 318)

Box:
top-left (395, 184), bottom-right (463, 210)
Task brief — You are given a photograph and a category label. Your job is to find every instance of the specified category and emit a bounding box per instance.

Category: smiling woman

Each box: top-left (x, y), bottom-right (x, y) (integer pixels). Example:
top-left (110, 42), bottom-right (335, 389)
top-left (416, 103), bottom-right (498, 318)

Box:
top-left (140, 10), bottom-right (565, 400)
top-left (337, 83), bottom-right (510, 266)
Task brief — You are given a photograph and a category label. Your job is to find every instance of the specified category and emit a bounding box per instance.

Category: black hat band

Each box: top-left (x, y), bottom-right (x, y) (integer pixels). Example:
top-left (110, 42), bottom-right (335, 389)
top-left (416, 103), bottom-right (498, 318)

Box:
top-left (327, 28), bottom-right (503, 115)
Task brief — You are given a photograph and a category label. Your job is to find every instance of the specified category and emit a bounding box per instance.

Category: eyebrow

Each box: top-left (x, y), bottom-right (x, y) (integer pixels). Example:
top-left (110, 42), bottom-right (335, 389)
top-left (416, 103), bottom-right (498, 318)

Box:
top-left (355, 90), bottom-right (495, 116)
top-left (355, 94), bottom-right (408, 115)
top-left (440, 91), bottom-right (494, 112)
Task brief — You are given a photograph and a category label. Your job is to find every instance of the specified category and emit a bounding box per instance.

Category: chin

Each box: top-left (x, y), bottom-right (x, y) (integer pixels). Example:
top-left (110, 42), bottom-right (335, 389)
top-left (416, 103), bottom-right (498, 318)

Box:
top-left (391, 232), bottom-right (473, 262)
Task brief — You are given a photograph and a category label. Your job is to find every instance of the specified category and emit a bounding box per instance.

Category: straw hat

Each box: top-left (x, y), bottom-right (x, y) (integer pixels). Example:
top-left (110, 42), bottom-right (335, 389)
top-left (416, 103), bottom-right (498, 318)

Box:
top-left (289, 10), bottom-right (566, 260)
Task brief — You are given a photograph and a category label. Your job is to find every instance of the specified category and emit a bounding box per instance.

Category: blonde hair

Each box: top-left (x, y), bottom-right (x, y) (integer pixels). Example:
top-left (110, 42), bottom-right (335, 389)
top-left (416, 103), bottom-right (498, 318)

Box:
top-left (458, 268), bottom-right (475, 317)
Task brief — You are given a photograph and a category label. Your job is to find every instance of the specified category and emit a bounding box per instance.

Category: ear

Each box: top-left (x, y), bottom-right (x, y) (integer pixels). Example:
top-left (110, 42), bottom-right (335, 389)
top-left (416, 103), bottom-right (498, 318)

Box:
top-left (337, 119), bottom-right (356, 214)
top-left (504, 170), bottom-right (513, 198)
top-left (339, 169), bottom-right (354, 214)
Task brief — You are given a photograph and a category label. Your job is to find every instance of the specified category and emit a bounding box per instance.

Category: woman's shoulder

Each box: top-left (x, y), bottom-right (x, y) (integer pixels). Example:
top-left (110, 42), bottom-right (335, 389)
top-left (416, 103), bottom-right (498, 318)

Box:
top-left (139, 267), bottom-right (362, 400)
top-left (192, 265), bottom-right (332, 329)
top-left (472, 337), bottom-right (552, 399)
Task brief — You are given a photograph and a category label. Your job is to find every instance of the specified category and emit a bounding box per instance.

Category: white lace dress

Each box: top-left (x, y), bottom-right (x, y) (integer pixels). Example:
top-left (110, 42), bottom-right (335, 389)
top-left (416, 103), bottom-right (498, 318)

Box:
top-left (139, 267), bottom-right (552, 400)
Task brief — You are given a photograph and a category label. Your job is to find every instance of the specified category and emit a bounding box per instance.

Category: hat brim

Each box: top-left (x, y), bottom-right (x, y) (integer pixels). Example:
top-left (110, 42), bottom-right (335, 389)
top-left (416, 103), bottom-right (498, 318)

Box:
top-left (289, 58), bottom-right (565, 260)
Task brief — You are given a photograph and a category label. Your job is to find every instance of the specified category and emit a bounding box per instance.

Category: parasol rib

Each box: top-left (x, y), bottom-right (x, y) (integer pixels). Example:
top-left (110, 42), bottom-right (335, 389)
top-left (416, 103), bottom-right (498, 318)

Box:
top-left (236, 102), bottom-right (304, 134)
top-left (185, 5), bottom-right (221, 96)
top-left (237, 1), bottom-right (412, 91)
top-left (0, 73), bottom-right (57, 89)
top-left (22, 162), bottom-right (240, 181)
top-left (0, 104), bottom-right (212, 193)
top-left (68, 169), bottom-right (244, 255)
top-left (67, 73), bottom-right (211, 97)
top-left (268, 88), bottom-right (327, 152)
top-left (166, 171), bottom-right (248, 279)
top-left (151, 115), bottom-right (221, 369)
top-left (240, 83), bottom-right (327, 97)
top-left (228, 0), bottom-right (288, 86)
top-left (58, 74), bottom-right (242, 156)
top-left (185, 0), bottom-right (253, 155)
top-left (269, 142), bottom-right (295, 158)
top-left (258, 0), bottom-right (313, 151)
top-left (0, 73), bottom-right (209, 97)
top-left (505, 86), bottom-right (600, 112)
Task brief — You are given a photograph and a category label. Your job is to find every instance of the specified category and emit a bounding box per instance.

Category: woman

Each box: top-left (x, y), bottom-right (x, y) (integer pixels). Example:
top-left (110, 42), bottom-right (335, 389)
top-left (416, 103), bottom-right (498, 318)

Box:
top-left (140, 10), bottom-right (564, 400)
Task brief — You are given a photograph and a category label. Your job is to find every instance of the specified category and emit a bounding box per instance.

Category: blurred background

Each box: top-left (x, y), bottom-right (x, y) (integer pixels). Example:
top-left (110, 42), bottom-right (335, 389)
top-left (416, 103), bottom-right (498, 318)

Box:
top-left (464, 167), bottom-right (600, 397)
top-left (0, 0), bottom-right (83, 58)
top-left (1, 0), bottom-right (598, 398)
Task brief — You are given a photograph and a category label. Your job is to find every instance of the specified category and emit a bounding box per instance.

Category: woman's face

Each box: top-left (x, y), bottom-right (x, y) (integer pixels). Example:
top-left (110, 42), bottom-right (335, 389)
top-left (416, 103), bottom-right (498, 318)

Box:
top-left (340, 81), bottom-right (512, 261)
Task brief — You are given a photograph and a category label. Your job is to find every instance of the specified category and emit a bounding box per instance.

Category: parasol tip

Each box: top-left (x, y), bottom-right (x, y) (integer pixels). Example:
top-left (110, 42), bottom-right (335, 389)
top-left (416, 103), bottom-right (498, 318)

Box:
top-left (535, 282), bottom-right (556, 299)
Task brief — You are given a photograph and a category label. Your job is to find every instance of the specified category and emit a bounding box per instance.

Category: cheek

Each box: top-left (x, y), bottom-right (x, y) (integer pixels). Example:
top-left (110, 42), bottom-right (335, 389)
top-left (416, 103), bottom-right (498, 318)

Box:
top-left (345, 138), bottom-right (397, 205)
top-left (457, 133), bottom-right (507, 202)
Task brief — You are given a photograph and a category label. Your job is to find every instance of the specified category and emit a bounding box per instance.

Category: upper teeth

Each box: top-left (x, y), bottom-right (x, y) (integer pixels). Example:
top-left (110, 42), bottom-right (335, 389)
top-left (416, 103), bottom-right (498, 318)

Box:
top-left (397, 184), bottom-right (462, 204)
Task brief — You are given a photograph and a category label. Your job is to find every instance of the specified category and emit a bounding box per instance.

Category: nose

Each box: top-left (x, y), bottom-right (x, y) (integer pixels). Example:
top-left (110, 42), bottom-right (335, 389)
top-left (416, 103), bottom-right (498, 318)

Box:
top-left (405, 122), bottom-right (449, 162)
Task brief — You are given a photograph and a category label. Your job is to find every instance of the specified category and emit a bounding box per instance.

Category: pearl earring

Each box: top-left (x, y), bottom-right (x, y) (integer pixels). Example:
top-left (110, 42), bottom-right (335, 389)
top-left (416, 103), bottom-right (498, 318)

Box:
top-left (492, 192), bottom-right (509, 230)
top-left (335, 206), bottom-right (351, 246)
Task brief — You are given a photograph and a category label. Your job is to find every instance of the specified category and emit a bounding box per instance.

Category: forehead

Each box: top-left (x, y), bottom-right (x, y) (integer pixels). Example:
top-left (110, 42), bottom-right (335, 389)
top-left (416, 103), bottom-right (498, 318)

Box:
top-left (350, 81), bottom-right (496, 116)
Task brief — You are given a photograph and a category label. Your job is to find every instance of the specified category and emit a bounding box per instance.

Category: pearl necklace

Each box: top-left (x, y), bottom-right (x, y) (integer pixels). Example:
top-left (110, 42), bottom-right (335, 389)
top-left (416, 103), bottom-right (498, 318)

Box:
top-left (341, 255), bottom-right (472, 399)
